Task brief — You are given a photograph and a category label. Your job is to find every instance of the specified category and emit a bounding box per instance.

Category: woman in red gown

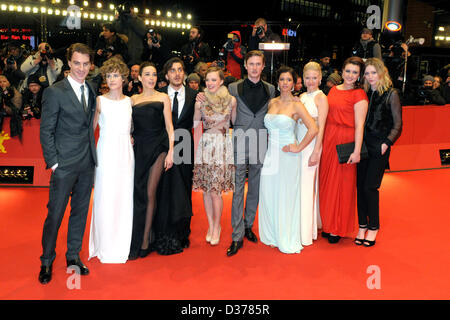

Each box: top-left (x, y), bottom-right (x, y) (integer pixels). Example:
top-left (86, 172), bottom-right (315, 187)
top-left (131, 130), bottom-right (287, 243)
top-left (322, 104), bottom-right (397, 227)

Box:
top-left (319, 56), bottom-right (368, 244)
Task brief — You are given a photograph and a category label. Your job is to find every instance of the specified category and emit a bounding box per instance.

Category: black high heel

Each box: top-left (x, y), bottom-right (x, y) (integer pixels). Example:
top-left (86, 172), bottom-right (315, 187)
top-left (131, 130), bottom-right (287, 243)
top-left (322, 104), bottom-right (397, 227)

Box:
top-left (328, 234), bottom-right (341, 244)
top-left (363, 229), bottom-right (378, 247)
top-left (355, 226), bottom-right (368, 246)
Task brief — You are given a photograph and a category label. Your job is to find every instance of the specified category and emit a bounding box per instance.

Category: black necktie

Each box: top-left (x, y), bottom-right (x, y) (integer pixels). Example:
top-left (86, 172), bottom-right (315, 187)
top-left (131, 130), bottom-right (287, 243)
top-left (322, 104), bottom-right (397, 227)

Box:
top-left (80, 84), bottom-right (88, 113)
top-left (172, 91), bottom-right (179, 123)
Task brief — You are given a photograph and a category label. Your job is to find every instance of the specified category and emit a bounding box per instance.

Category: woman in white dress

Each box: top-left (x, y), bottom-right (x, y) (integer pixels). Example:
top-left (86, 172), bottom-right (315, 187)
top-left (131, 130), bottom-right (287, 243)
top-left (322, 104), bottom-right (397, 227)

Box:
top-left (259, 66), bottom-right (318, 254)
top-left (297, 62), bottom-right (329, 246)
top-left (89, 58), bottom-right (134, 263)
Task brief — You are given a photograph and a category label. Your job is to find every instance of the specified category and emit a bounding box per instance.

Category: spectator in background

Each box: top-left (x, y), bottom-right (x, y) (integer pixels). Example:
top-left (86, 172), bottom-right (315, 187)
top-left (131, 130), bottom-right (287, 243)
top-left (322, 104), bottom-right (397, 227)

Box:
top-left (98, 81), bottom-right (109, 95)
top-left (186, 73), bottom-right (201, 92)
top-left (142, 29), bottom-right (173, 71)
top-left (124, 64), bottom-right (142, 97)
top-left (157, 72), bottom-right (168, 89)
top-left (94, 24), bottom-right (129, 67)
top-left (0, 74), bottom-right (23, 139)
top-left (224, 76), bottom-right (237, 88)
top-left (1, 41), bottom-right (26, 71)
top-left (352, 28), bottom-right (382, 61)
top-left (112, 3), bottom-right (147, 66)
top-left (318, 51), bottom-right (334, 90)
top-left (20, 42), bottom-right (63, 92)
top-left (55, 64), bottom-right (70, 83)
top-left (293, 76), bottom-right (304, 97)
top-left (181, 26), bottom-right (212, 75)
top-left (323, 73), bottom-right (342, 95)
top-left (444, 72), bottom-right (450, 104)
top-left (21, 74), bottom-right (43, 120)
top-left (194, 62), bottom-right (208, 90)
top-left (415, 75), bottom-right (446, 105)
top-left (2, 51), bottom-right (26, 91)
top-left (225, 31), bottom-right (247, 79)
top-left (248, 18), bottom-right (281, 82)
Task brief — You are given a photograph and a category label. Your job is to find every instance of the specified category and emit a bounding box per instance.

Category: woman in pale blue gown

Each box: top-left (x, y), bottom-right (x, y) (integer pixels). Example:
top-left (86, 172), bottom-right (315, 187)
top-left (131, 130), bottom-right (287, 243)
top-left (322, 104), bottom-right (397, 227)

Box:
top-left (259, 66), bottom-right (318, 254)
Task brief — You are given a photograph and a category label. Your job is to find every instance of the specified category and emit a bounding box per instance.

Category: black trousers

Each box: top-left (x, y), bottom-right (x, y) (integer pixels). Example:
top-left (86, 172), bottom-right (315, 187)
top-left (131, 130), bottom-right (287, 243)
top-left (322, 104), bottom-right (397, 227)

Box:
top-left (40, 155), bottom-right (95, 267)
top-left (356, 135), bottom-right (391, 231)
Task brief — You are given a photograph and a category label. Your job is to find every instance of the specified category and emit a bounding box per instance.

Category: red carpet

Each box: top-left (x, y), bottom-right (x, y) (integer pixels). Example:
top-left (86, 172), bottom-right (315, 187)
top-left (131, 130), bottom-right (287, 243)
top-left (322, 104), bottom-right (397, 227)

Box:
top-left (1, 168), bottom-right (449, 300)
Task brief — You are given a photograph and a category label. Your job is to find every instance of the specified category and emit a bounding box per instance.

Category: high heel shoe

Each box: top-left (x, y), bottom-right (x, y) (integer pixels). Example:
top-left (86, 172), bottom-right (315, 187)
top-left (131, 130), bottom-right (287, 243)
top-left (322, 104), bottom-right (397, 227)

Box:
top-left (363, 229), bottom-right (378, 247)
top-left (206, 228), bottom-right (212, 243)
top-left (210, 227), bottom-right (221, 246)
top-left (354, 226), bottom-right (368, 246)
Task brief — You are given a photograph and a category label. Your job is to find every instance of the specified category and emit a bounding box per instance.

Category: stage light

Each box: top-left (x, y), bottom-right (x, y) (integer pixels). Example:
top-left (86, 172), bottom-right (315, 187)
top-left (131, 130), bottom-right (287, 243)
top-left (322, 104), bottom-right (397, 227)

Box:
top-left (177, 23), bottom-right (181, 28)
top-left (133, 7), bottom-right (138, 13)
top-left (83, 1), bottom-right (88, 6)
top-left (187, 14), bottom-right (191, 20)
top-left (145, 8), bottom-right (150, 14)
top-left (446, 37), bottom-right (450, 41)
top-left (48, 8), bottom-right (53, 14)
top-left (109, 4), bottom-right (114, 10)
top-left (83, 12), bottom-right (88, 18)
top-left (385, 21), bottom-right (402, 32)
top-left (156, 10), bottom-right (161, 16)
top-left (145, 19), bottom-right (149, 25)
top-left (89, 13), bottom-right (94, 19)
top-left (187, 24), bottom-right (191, 29)
top-left (177, 12), bottom-right (181, 18)
top-left (33, 7), bottom-right (39, 13)
top-left (96, 13), bottom-right (101, 20)
top-left (69, 0), bottom-right (75, 4)
top-left (167, 11), bottom-right (172, 17)
top-left (103, 14), bottom-right (108, 20)
top-left (17, 5), bottom-right (22, 12)
top-left (156, 20), bottom-right (160, 26)
top-left (438, 26), bottom-right (445, 31)
top-left (109, 15), bottom-right (113, 21)
top-left (384, 0), bottom-right (403, 32)
top-left (55, 0), bottom-right (60, 3)
top-left (162, 21), bottom-right (166, 27)
top-left (25, 6), bottom-right (31, 13)
top-left (150, 20), bottom-right (155, 25)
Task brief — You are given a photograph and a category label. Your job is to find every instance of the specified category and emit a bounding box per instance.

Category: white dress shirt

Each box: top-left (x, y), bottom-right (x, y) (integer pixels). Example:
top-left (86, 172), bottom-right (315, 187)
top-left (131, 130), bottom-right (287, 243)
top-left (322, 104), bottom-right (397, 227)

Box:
top-left (167, 85), bottom-right (185, 119)
top-left (67, 74), bottom-right (89, 106)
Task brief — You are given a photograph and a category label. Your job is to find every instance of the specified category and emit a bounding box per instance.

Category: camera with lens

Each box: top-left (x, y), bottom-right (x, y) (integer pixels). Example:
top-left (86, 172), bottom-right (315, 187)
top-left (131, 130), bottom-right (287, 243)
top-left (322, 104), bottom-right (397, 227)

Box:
top-left (217, 49), bottom-right (226, 69)
top-left (6, 55), bottom-right (16, 65)
top-left (40, 44), bottom-right (54, 60)
top-left (117, 2), bottom-right (132, 20)
top-left (101, 45), bottom-right (115, 57)
top-left (1, 87), bottom-right (14, 101)
top-left (256, 26), bottom-right (265, 37)
top-left (147, 29), bottom-right (159, 44)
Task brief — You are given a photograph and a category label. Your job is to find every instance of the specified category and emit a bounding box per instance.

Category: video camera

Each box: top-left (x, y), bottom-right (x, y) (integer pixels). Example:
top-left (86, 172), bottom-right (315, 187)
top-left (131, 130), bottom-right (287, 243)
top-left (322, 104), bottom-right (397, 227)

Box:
top-left (256, 26), bottom-right (265, 37)
top-left (6, 55), bottom-right (15, 65)
top-left (223, 33), bottom-right (236, 52)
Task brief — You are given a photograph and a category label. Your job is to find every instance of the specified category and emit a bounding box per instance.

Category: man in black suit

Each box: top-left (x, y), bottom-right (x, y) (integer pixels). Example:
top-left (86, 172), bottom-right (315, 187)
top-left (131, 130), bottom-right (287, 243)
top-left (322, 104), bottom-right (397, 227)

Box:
top-left (153, 57), bottom-right (198, 254)
top-left (38, 43), bottom-right (97, 284)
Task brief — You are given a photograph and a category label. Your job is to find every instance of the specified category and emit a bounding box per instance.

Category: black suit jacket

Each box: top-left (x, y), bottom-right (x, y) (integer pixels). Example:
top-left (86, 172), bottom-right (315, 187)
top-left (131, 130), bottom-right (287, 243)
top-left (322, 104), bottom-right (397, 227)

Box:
top-left (40, 77), bottom-right (97, 169)
top-left (158, 85), bottom-right (197, 163)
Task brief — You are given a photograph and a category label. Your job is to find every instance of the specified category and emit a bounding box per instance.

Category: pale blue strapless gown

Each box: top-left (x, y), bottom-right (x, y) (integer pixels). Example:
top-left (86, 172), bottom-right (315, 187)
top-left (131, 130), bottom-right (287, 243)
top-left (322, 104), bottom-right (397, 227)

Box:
top-left (259, 114), bottom-right (303, 254)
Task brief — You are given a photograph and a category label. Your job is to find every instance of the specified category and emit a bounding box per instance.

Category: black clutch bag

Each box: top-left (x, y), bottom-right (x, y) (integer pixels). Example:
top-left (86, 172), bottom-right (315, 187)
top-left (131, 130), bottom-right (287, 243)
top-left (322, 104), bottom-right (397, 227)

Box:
top-left (336, 142), bottom-right (369, 164)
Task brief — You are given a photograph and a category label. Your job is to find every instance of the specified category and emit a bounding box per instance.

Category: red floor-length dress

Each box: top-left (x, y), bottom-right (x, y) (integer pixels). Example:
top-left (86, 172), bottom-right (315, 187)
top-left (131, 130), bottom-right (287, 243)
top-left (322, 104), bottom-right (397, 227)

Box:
top-left (319, 86), bottom-right (368, 237)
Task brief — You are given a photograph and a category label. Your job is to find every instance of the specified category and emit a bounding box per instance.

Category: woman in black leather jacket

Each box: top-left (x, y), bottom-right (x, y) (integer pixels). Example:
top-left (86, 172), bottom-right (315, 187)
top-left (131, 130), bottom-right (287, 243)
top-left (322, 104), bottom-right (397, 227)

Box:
top-left (355, 58), bottom-right (402, 247)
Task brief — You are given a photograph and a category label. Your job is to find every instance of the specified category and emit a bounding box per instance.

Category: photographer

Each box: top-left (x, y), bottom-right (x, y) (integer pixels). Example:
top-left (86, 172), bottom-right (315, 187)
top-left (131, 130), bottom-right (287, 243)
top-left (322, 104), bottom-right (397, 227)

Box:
top-left (224, 31), bottom-right (247, 79)
top-left (142, 29), bottom-right (173, 71)
top-left (21, 74), bottom-right (43, 120)
top-left (123, 64), bottom-right (142, 96)
top-left (414, 75), bottom-right (446, 105)
top-left (2, 54), bottom-right (26, 91)
top-left (94, 24), bottom-right (129, 67)
top-left (0, 75), bottom-right (23, 139)
top-left (352, 28), bottom-right (382, 61)
top-left (181, 26), bottom-right (212, 74)
top-left (444, 72), bottom-right (450, 104)
top-left (248, 18), bottom-right (281, 81)
top-left (112, 2), bottom-right (148, 66)
top-left (20, 42), bottom-right (63, 92)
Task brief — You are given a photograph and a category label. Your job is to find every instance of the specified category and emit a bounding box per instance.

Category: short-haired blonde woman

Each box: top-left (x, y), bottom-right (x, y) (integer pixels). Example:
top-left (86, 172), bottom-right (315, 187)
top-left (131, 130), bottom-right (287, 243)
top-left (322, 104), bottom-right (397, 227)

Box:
top-left (297, 62), bottom-right (329, 246)
top-left (193, 66), bottom-right (237, 246)
top-left (356, 57), bottom-right (402, 247)
top-left (89, 57), bottom-right (135, 263)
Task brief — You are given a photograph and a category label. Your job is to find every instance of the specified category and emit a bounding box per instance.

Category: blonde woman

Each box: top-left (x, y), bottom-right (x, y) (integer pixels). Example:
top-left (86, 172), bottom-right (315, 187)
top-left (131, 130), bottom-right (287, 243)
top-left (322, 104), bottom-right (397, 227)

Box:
top-left (297, 62), bottom-right (329, 246)
top-left (356, 58), bottom-right (402, 247)
top-left (193, 67), bottom-right (237, 246)
top-left (89, 57), bottom-right (134, 263)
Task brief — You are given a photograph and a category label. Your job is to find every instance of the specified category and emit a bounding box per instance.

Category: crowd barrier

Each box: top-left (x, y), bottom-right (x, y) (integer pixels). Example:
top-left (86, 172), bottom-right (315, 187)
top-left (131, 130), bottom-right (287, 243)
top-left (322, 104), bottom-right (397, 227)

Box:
top-left (1, 104), bottom-right (449, 186)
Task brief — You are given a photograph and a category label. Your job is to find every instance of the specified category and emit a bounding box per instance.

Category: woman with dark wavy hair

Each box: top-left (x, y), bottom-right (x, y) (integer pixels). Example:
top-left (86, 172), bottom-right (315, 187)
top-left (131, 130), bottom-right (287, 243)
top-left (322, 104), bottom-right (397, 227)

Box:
top-left (355, 57), bottom-right (402, 247)
top-left (319, 56), bottom-right (368, 244)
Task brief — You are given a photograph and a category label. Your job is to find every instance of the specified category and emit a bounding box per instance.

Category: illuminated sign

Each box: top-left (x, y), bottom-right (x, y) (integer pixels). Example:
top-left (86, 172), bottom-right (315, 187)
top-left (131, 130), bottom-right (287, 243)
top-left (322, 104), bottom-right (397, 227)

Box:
top-left (282, 28), bottom-right (297, 37)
